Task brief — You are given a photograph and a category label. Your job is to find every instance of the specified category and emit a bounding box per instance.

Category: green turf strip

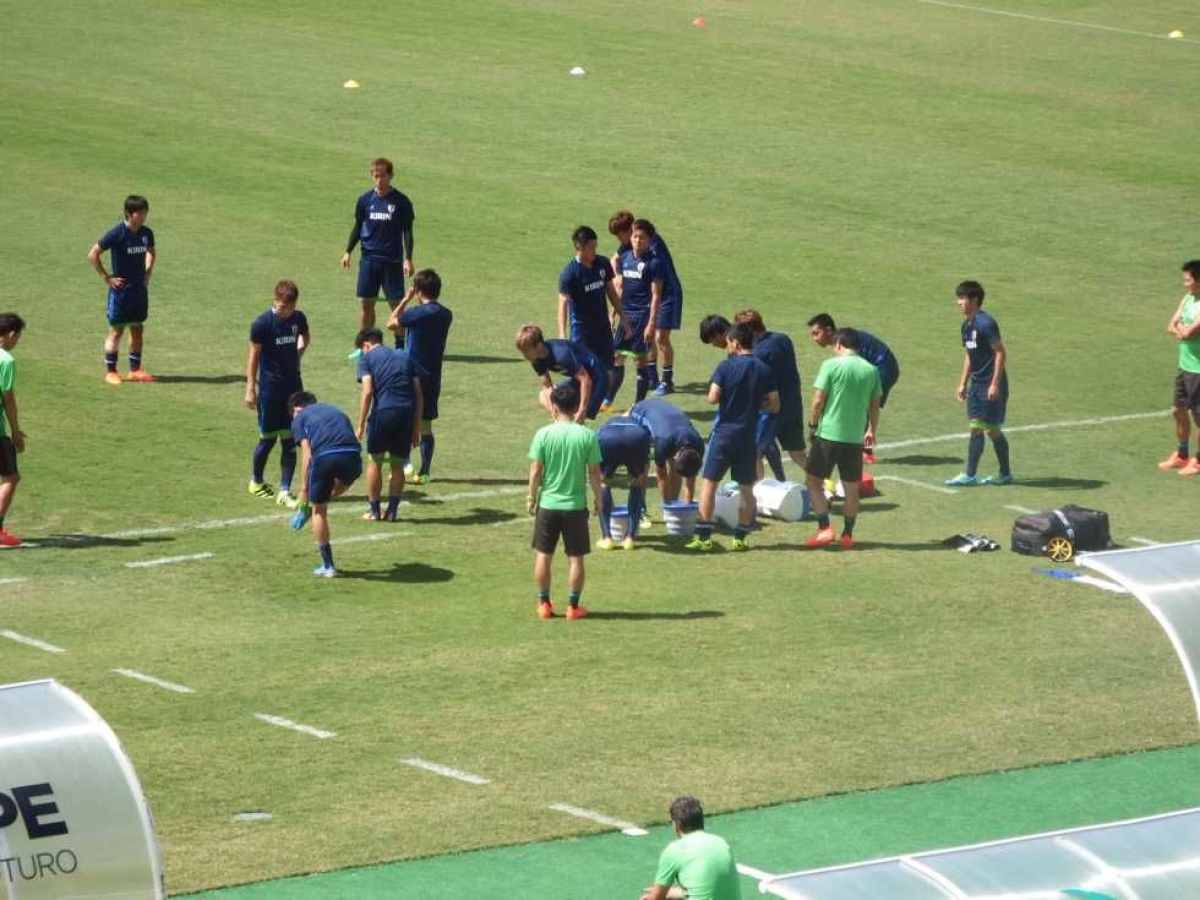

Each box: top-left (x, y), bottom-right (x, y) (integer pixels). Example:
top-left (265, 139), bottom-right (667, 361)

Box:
top-left (182, 743), bottom-right (1200, 899)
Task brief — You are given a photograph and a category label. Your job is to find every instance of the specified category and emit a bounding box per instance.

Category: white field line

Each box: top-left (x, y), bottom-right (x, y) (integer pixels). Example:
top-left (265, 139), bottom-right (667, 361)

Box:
top-left (490, 517), bottom-right (528, 527)
top-left (736, 863), bottom-right (777, 881)
top-left (0, 578), bottom-right (26, 585)
top-left (113, 668), bottom-right (196, 694)
top-left (1128, 536), bottom-right (1160, 546)
top-left (253, 713), bottom-right (336, 739)
top-left (234, 811), bottom-right (274, 822)
top-left (398, 757), bottom-right (490, 785)
top-left (916, 0), bottom-right (1200, 45)
top-left (1, 630), bottom-right (66, 653)
top-left (548, 802), bottom-right (648, 836)
top-left (1072, 576), bottom-right (1128, 594)
top-left (124, 551), bottom-right (214, 569)
top-left (877, 410), bottom-right (1162, 452)
top-left (1004, 504), bottom-right (1037, 515)
top-left (329, 531), bottom-right (413, 546)
top-left (874, 474), bottom-right (958, 495)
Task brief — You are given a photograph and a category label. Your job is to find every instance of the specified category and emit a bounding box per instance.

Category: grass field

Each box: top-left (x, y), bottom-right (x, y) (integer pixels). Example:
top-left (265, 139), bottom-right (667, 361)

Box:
top-left (1, 0), bottom-right (1199, 894)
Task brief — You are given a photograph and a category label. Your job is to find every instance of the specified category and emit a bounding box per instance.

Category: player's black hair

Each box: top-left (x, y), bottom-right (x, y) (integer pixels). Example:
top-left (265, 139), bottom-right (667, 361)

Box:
top-left (274, 279), bottom-right (299, 304)
top-left (834, 328), bottom-right (860, 351)
top-left (955, 280), bottom-right (986, 305)
top-left (414, 269), bottom-right (442, 300)
top-left (727, 322), bottom-right (756, 349)
top-left (673, 446), bottom-right (702, 479)
top-left (356, 328), bottom-right (384, 348)
top-left (124, 195), bottom-right (149, 215)
top-left (1183, 260), bottom-right (1200, 281)
top-left (632, 218), bottom-right (657, 238)
top-left (0, 313), bottom-right (26, 336)
top-left (550, 383), bottom-right (580, 415)
top-left (699, 315), bottom-right (731, 345)
top-left (288, 390), bottom-right (317, 409)
top-left (572, 226), bottom-right (598, 246)
top-left (807, 312), bottom-right (836, 330)
top-left (669, 796), bottom-right (705, 833)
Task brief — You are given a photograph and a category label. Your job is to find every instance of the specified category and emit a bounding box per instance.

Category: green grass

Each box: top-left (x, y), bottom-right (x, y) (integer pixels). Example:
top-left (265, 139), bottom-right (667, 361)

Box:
top-left (1, 0), bottom-right (1198, 893)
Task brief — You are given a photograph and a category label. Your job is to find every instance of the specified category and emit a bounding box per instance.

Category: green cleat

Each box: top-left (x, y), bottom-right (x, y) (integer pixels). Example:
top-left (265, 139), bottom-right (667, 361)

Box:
top-left (248, 481), bottom-right (275, 499)
top-left (596, 538), bottom-right (615, 551)
top-left (685, 535), bottom-right (713, 551)
top-left (731, 537), bottom-right (750, 551)
top-left (407, 473), bottom-right (430, 486)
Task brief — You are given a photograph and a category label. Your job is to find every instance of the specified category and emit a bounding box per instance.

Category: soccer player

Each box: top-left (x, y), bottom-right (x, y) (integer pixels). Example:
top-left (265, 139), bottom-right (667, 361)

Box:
top-left (288, 392), bottom-right (363, 578)
top-left (87, 195), bottom-right (156, 384)
top-left (354, 328), bottom-right (423, 522)
top-left (735, 309), bottom-right (808, 476)
top-left (1160, 260), bottom-right (1200, 474)
top-left (629, 398), bottom-right (704, 503)
top-left (341, 157), bottom-right (415, 337)
top-left (244, 279), bottom-right (308, 507)
top-left (527, 384), bottom-right (603, 619)
top-left (803, 329), bottom-right (881, 548)
top-left (595, 415), bottom-right (652, 550)
top-left (945, 280), bottom-right (1013, 486)
top-left (386, 269), bottom-right (451, 483)
top-left (515, 324), bottom-right (608, 423)
top-left (605, 219), bottom-right (662, 406)
top-left (807, 313), bottom-right (899, 460)
top-left (558, 225), bottom-right (629, 401)
top-left (0, 313), bottom-right (26, 547)
top-left (687, 323), bottom-right (779, 552)
top-left (640, 796), bottom-right (739, 900)
top-left (609, 210), bottom-right (684, 396)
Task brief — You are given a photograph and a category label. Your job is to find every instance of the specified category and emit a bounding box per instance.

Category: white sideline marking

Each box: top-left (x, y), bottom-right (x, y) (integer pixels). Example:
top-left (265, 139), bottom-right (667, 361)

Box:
top-left (330, 531), bottom-right (413, 546)
top-left (398, 757), bottom-right (490, 785)
top-left (234, 811), bottom-right (274, 822)
top-left (0, 578), bottom-right (25, 585)
top-left (548, 802), bottom-right (648, 836)
top-left (1128, 536), bottom-right (1159, 546)
top-left (254, 713), bottom-right (336, 739)
top-left (490, 517), bottom-right (527, 527)
top-left (877, 410), bottom-right (1162, 452)
top-left (917, 0), bottom-right (1200, 45)
top-left (737, 863), bottom-right (777, 880)
top-left (125, 551), bottom-right (214, 569)
top-left (1072, 576), bottom-right (1128, 594)
top-left (1004, 504), bottom-right (1037, 515)
top-left (1, 630), bottom-right (65, 653)
top-left (874, 474), bottom-right (958, 495)
top-left (113, 668), bottom-right (196, 694)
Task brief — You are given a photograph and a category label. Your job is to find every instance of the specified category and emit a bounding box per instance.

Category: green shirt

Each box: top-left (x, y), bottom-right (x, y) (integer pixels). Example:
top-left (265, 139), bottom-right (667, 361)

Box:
top-left (1180, 294), bottom-right (1200, 374)
top-left (528, 420), bottom-right (600, 511)
top-left (654, 830), bottom-right (739, 900)
top-left (0, 347), bottom-right (13, 439)
top-left (813, 352), bottom-right (881, 444)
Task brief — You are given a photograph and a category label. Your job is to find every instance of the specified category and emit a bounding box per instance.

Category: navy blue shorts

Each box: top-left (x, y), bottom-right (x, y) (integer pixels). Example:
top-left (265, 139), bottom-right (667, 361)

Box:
top-left (107, 283), bottom-right (148, 325)
top-left (599, 435), bottom-right (649, 480)
top-left (880, 368), bottom-right (900, 408)
top-left (966, 379), bottom-right (1007, 427)
top-left (556, 371), bottom-right (608, 420)
top-left (356, 258), bottom-right (406, 301)
top-left (367, 406), bottom-right (415, 458)
top-left (776, 405), bottom-right (807, 451)
top-left (755, 413), bottom-right (780, 457)
top-left (656, 293), bottom-right (683, 330)
top-left (702, 429), bottom-right (757, 485)
top-left (614, 308), bottom-right (652, 357)
top-left (308, 451), bottom-right (362, 504)
top-left (257, 383), bottom-right (299, 437)
top-left (419, 376), bottom-right (441, 421)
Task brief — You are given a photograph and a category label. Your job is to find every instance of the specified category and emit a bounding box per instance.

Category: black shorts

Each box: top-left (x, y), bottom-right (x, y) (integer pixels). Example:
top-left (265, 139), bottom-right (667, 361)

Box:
top-left (1174, 370), bottom-right (1200, 414)
top-left (420, 376), bottom-right (441, 421)
top-left (367, 407), bottom-right (415, 458)
top-left (356, 258), bottom-right (406, 301)
top-left (531, 507), bottom-right (590, 556)
top-left (308, 451), bottom-right (362, 504)
top-left (0, 436), bottom-right (16, 478)
top-left (805, 436), bottom-right (864, 483)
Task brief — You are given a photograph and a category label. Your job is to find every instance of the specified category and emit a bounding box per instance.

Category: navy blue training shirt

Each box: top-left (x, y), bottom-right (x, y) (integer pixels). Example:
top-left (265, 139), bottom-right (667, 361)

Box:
top-left (356, 347), bottom-right (419, 412)
top-left (650, 233), bottom-right (682, 304)
top-left (752, 331), bottom-right (801, 409)
top-left (629, 399), bottom-right (703, 464)
top-left (961, 312), bottom-right (1002, 383)
top-left (250, 308), bottom-right (308, 387)
top-left (292, 403), bottom-right (360, 456)
top-left (558, 255), bottom-right (616, 358)
top-left (347, 188), bottom-right (415, 261)
top-left (98, 222), bottom-right (155, 285)
top-left (399, 302), bottom-right (452, 385)
top-left (711, 354), bottom-right (777, 436)
top-left (532, 339), bottom-right (603, 384)
top-left (854, 329), bottom-right (900, 382)
top-left (617, 247), bottom-right (662, 314)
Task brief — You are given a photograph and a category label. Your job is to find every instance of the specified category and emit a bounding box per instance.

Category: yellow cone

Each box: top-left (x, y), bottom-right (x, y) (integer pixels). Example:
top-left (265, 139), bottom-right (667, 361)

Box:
top-left (343, 79), bottom-right (361, 89)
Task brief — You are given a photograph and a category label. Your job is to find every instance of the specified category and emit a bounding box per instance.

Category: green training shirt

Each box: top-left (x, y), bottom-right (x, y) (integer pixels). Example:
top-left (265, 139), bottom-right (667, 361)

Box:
top-left (528, 420), bottom-right (600, 511)
top-left (813, 352), bottom-right (882, 444)
top-left (0, 347), bottom-right (14, 438)
top-left (1179, 294), bottom-right (1200, 374)
top-left (654, 830), bottom-right (740, 900)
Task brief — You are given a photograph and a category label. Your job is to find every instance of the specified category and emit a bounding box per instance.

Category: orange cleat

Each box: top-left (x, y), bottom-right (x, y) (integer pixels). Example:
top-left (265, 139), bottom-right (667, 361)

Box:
top-left (839, 533), bottom-right (854, 549)
top-left (804, 527), bottom-right (836, 547)
top-left (565, 605), bottom-right (589, 620)
top-left (537, 601), bottom-right (555, 619)
top-left (1179, 460), bottom-right (1200, 477)
top-left (1159, 452), bottom-right (1189, 470)
top-left (104, 372), bottom-right (122, 385)
top-left (126, 370), bottom-right (155, 383)
top-left (0, 529), bottom-right (20, 547)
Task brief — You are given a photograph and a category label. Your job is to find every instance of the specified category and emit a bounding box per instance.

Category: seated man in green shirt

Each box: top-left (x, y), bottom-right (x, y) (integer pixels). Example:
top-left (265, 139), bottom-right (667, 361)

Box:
top-left (641, 796), bottom-right (739, 900)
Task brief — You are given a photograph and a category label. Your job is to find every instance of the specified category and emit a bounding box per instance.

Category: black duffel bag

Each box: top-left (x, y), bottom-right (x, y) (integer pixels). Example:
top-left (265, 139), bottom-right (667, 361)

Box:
top-left (1011, 504), bottom-right (1112, 561)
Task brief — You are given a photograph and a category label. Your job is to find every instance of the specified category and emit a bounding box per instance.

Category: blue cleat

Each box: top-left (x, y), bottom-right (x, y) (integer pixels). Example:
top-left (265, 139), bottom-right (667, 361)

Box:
top-left (290, 504), bottom-right (312, 530)
top-left (944, 473), bottom-right (978, 487)
top-left (651, 382), bottom-right (674, 397)
top-left (312, 564), bottom-right (337, 578)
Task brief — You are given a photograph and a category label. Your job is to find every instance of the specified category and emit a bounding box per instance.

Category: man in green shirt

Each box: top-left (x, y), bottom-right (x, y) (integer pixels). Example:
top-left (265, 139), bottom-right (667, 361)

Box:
top-left (527, 383), bottom-right (603, 620)
top-left (1160, 260), bottom-right (1200, 475)
top-left (0, 313), bottom-right (26, 547)
top-left (641, 796), bottom-right (739, 900)
top-left (803, 328), bottom-right (881, 549)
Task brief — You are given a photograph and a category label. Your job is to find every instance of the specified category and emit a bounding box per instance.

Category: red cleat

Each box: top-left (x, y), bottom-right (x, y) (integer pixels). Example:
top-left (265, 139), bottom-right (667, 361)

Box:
top-left (0, 529), bottom-right (21, 547)
top-left (839, 533), bottom-right (854, 549)
top-left (126, 370), bottom-right (155, 383)
top-left (804, 527), bottom-right (835, 547)
top-left (565, 605), bottom-right (589, 620)
top-left (537, 601), bottom-right (555, 619)
top-left (1159, 451), bottom-right (1189, 470)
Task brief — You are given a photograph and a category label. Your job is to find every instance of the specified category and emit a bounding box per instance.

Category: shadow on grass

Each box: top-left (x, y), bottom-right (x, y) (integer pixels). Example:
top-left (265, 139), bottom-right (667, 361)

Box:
top-left (443, 353), bottom-right (522, 365)
top-left (153, 374), bottom-right (244, 385)
top-left (1013, 477), bottom-right (1107, 490)
top-left (16, 533), bottom-right (175, 550)
top-left (585, 609), bottom-right (725, 621)
top-left (339, 562), bottom-right (455, 583)
top-left (880, 454), bottom-right (962, 466)
top-left (412, 507), bottom-right (517, 526)
top-left (668, 381), bottom-right (710, 396)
